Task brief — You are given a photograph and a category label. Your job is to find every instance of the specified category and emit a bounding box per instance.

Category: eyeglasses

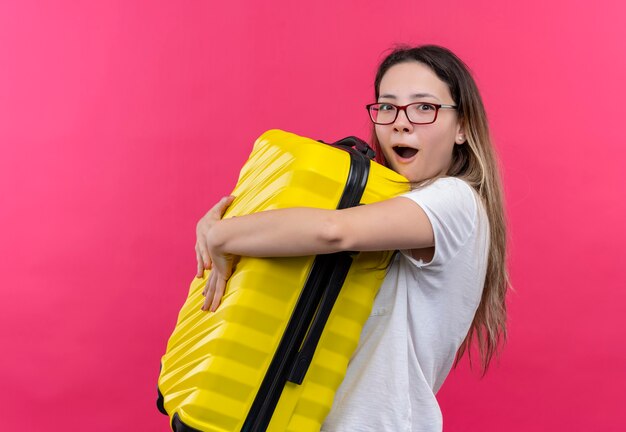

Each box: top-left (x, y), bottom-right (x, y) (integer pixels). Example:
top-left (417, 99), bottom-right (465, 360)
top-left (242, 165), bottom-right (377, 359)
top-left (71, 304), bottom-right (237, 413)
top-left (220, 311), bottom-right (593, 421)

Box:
top-left (366, 102), bottom-right (457, 125)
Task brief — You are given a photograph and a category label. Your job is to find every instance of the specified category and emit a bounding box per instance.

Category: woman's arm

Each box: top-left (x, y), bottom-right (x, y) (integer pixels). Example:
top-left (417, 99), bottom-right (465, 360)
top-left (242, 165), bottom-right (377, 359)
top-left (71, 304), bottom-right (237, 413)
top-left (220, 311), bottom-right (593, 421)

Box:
top-left (197, 195), bottom-right (435, 312)
top-left (208, 197), bottom-right (434, 257)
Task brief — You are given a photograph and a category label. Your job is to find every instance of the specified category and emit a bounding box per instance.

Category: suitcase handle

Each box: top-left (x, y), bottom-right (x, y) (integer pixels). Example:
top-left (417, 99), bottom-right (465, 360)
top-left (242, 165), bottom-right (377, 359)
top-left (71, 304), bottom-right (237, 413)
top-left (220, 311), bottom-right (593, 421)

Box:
top-left (320, 136), bottom-right (377, 160)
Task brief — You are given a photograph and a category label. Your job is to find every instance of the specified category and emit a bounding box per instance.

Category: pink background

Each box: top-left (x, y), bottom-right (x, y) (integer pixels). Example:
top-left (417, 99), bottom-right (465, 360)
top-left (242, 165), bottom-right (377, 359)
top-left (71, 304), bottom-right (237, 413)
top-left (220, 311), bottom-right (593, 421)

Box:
top-left (1, 1), bottom-right (625, 430)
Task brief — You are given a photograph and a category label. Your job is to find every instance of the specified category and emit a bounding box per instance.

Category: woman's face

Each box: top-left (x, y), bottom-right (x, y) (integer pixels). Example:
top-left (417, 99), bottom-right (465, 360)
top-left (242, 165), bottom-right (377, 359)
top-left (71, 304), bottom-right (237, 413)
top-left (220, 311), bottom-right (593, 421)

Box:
top-left (375, 61), bottom-right (465, 182)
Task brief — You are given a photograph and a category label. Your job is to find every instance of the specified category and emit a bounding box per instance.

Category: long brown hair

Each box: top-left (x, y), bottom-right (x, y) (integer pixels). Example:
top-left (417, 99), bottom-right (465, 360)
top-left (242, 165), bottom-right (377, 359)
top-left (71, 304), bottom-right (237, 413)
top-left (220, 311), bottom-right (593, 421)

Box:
top-left (371, 45), bottom-right (510, 374)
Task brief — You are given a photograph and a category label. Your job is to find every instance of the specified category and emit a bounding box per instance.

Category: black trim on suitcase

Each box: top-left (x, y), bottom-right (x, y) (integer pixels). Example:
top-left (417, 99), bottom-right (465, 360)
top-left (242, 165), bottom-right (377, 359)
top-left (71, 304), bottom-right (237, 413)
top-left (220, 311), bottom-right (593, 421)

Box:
top-left (241, 141), bottom-right (372, 432)
top-left (172, 413), bottom-right (202, 432)
top-left (286, 142), bottom-right (371, 384)
top-left (286, 252), bottom-right (354, 384)
top-left (157, 386), bottom-right (167, 415)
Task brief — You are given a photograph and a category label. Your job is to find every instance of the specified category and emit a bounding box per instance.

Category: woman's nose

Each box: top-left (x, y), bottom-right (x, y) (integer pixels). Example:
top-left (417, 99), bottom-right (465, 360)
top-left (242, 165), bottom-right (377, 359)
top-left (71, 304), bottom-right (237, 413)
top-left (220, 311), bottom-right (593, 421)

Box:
top-left (393, 108), bottom-right (413, 132)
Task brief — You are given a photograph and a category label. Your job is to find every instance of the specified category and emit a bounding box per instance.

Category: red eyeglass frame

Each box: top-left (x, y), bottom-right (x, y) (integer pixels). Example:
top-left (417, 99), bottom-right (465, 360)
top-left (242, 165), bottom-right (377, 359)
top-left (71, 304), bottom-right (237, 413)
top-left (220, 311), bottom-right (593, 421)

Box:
top-left (365, 102), bottom-right (457, 125)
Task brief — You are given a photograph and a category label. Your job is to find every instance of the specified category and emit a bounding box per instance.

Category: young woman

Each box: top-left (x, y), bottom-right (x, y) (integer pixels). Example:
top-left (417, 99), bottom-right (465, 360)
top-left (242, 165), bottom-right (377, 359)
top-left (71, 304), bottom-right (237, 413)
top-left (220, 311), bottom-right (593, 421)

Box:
top-left (194, 45), bottom-right (509, 432)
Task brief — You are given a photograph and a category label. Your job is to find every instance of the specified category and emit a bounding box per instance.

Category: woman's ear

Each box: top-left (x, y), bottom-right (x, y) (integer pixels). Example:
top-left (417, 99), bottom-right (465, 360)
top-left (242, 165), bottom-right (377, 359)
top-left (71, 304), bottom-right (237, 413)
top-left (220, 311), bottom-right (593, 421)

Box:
top-left (455, 123), bottom-right (466, 145)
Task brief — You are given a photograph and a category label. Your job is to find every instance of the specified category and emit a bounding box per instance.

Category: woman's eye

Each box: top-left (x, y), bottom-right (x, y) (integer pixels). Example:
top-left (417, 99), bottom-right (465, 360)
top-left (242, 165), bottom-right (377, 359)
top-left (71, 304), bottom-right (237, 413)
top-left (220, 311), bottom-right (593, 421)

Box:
top-left (417, 103), bottom-right (435, 111)
top-left (379, 104), bottom-right (394, 111)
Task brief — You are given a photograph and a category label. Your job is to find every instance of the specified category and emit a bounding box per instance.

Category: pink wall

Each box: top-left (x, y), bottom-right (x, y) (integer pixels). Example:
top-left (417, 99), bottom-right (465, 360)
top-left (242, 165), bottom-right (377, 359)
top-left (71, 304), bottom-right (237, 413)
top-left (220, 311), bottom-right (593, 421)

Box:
top-left (1, 1), bottom-right (625, 430)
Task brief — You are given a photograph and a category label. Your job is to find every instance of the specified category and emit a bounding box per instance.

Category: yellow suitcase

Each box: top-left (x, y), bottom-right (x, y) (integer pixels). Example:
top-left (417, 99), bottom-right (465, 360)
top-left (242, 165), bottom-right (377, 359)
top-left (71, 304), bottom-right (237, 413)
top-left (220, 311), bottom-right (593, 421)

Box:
top-left (157, 129), bottom-right (409, 431)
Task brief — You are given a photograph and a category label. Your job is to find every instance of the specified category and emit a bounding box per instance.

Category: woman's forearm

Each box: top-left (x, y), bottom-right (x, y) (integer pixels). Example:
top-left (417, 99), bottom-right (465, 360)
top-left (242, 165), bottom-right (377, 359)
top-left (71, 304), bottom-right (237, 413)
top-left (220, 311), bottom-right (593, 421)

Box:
top-left (208, 207), bottom-right (345, 257)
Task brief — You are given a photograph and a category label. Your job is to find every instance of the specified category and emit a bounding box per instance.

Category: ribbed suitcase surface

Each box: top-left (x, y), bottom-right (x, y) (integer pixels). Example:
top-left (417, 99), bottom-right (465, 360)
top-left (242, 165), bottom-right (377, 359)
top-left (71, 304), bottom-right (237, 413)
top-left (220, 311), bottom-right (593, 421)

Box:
top-left (157, 129), bottom-right (409, 431)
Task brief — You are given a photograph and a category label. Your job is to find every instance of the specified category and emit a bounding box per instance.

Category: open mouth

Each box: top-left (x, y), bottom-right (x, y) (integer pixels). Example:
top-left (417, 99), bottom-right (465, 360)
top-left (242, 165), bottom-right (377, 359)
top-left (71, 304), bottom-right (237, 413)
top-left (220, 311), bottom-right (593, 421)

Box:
top-left (392, 145), bottom-right (418, 159)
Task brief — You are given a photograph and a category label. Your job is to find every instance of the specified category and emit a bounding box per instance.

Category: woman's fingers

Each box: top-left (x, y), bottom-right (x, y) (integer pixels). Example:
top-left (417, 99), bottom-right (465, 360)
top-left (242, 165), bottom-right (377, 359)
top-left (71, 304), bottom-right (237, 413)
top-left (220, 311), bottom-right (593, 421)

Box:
top-left (202, 271), bottom-right (212, 296)
top-left (210, 276), bottom-right (227, 312)
top-left (210, 195), bottom-right (236, 218)
top-left (222, 195), bottom-right (236, 210)
top-left (196, 249), bottom-right (205, 278)
top-left (202, 271), bottom-right (217, 311)
top-left (195, 239), bottom-right (211, 269)
top-left (196, 244), bottom-right (210, 278)
top-left (201, 270), bottom-right (229, 313)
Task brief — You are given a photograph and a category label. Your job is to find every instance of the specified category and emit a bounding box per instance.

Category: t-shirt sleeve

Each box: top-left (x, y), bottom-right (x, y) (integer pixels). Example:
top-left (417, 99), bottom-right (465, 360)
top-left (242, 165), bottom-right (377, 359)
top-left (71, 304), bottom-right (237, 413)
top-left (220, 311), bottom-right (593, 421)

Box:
top-left (398, 177), bottom-right (478, 268)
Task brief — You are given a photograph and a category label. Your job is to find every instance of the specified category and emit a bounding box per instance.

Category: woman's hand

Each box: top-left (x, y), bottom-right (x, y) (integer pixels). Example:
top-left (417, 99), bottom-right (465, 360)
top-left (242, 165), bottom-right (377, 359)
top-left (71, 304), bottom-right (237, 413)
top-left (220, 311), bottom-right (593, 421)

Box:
top-left (194, 195), bottom-right (236, 311)
top-left (195, 195), bottom-right (236, 276)
top-left (201, 246), bottom-right (237, 312)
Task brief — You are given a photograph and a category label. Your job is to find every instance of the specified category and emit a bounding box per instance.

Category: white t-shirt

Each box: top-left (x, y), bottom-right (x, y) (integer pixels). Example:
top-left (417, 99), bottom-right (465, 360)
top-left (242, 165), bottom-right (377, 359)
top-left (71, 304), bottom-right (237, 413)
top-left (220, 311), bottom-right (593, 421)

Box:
top-left (321, 177), bottom-right (490, 432)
